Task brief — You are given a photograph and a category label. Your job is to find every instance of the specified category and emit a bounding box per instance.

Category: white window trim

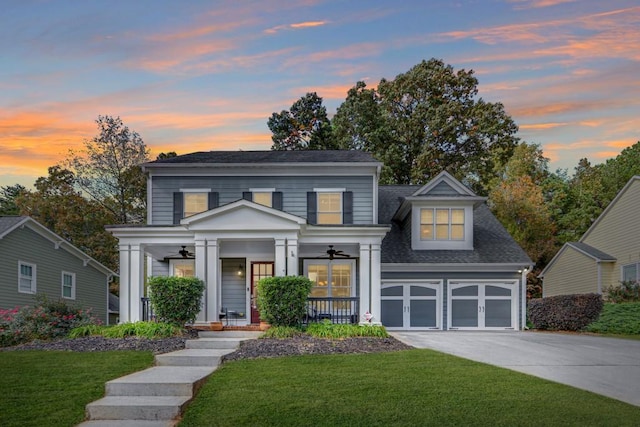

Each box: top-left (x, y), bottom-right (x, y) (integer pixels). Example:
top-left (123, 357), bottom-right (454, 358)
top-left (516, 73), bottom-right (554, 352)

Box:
top-left (18, 261), bottom-right (37, 294)
top-left (411, 203), bottom-right (473, 250)
top-left (61, 271), bottom-right (76, 300)
top-left (419, 207), bottom-right (465, 242)
top-left (313, 188), bottom-right (346, 192)
top-left (249, 188), bottom-right (275, 192)
top-left (179, 188), bottom-right (212, 193)
top-left (315, 189), bottom-right (344, 225)
top-left (303, 259), bottom-right (356, 297)
top-left (621, 262), bottom-right (640, 282)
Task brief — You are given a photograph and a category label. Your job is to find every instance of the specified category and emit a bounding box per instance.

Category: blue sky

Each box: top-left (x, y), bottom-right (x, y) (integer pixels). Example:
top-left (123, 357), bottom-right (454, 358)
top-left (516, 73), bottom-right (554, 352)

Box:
top-left (2, 0), bottom-right (639, 188)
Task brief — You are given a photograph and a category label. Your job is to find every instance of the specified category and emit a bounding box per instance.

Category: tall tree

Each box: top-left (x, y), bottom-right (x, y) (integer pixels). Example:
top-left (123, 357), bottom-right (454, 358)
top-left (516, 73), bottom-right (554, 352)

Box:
top-left (268, 92), bottom-right (336, 150)
top-left (0, 184), bottom-right (26, 215)
top-left (333, 59), bottom-right (520, 193)
top-left (16, 166), bottom-right (118, 271)
top-left (65, 115), bottom-right (149, 224)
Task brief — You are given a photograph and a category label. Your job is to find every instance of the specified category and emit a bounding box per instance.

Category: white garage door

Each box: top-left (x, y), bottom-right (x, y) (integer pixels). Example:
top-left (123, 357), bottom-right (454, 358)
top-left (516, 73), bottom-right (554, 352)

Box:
top-left (448, 281), bottom-right (518, 330)
top-left (381, 281), bottom-right (442, 330)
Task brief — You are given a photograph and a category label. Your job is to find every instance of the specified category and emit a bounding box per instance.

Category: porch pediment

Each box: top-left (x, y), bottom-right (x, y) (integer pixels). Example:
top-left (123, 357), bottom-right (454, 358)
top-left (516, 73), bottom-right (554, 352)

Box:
top-left (181, 199), bottom-right (307, 231)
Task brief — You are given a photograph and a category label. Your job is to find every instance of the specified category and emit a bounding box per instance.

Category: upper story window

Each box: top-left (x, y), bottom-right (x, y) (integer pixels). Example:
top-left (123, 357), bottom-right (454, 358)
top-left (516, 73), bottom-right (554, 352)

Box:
top-left (308, 189), bottom-right (352, 225)
top-left (18, 261), bottom-right (36, 294)
top-left (622, 263), bottom-right (639, 283)
top-left (248, 188), bottom-right (275, 208)
top-left (62, 271), bottom-right (76, 299)
top-left (420, 208), bottom-right (465, 241)
top-left (184, 192), bottom-right (208, 217)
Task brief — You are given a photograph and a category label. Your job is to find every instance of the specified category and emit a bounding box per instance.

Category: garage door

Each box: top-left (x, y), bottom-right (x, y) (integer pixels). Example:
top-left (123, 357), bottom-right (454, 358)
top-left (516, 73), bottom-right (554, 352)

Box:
top-left (448, 281), bottom-right (517, 330)
top-left (381, 281), bottom-right (442, 330)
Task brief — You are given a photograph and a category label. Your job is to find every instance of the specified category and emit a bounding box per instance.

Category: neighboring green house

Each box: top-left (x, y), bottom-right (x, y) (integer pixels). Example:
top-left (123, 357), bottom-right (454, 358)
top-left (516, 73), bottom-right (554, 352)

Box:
top-left (540, 176), bottom-right (640, 296)
top-left (0, 216), bottom-right (116, 323)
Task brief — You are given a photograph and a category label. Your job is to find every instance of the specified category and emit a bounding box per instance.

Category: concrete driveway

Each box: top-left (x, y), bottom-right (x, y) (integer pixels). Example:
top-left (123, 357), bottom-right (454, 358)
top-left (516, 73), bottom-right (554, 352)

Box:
top-left (391, 331), bottom-right (640, 407)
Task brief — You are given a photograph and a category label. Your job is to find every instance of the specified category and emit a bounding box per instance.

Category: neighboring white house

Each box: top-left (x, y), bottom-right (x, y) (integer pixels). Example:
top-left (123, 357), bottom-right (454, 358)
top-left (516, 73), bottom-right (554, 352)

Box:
top-left (540, 176), bottom-right (640, 297)
top-left (108, 150), bottom-right (531, 330)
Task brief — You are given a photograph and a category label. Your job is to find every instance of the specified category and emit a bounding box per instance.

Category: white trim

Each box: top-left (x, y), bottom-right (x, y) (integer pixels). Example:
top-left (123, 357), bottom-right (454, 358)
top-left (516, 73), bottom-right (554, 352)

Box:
top-left (447, 280), bottom-right (518, 330)
top-left (249, 188), bottom-right (276, 192)
top-left (18, 260), bottom-right (37, 294)
top-left (61, 271), bottom-right (76, 300)
top-left (179, 188), bottom-right (212, 193)
top-left (313, 188), bottom-right (346, 192)
top-left (412, 171), bottom-right (477, 197)
top-left (382, 263), bottom-right (530, 273)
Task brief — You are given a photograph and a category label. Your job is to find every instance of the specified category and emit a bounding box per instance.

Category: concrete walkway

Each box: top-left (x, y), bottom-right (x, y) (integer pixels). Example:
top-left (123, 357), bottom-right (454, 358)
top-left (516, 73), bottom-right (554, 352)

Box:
top-left (391, 331), bottom-right (640, 407)
top-left (78, 330), bottom-right (262, 426)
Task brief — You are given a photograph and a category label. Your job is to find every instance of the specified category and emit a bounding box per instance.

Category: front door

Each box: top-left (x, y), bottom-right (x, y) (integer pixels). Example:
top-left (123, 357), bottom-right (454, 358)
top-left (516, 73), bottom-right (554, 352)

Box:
top-left (251, 262), bottom-right (274, 323)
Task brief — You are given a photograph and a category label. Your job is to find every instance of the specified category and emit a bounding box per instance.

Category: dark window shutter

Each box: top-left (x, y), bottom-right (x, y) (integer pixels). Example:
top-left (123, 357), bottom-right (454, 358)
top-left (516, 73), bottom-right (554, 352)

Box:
top-left (272, 192), bottom-right (283, 210)
top-left (307, 192), bottom-right (317, 224)
top-left (343, 191), bottom-right (353, 224)
top-left (242, 191), bottom-right (252, 201)
top-left (208, 192), bottom-right (219, 209)
top-left (173, 192), bottom-right (183, 224)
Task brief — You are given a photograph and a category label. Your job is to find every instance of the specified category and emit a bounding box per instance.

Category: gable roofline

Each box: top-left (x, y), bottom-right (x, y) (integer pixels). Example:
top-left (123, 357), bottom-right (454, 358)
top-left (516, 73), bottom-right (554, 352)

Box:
top-left (538, 242), bottom-right (616, 278)
top-left (580, 175), bottom-right (640, 243)
top-left (181, 199), bottom-right (308, 227)
top-left (0, 215), bottom-right (117, 278)
top-left (391, 172), bottom-right (485, 222)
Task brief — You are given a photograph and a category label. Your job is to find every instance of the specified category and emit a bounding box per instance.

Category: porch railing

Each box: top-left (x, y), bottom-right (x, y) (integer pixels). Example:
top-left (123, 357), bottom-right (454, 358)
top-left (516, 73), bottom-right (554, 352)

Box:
top-left (305, 297), bottom-right (359, 325)
top-left (141, 297), bottom-right (154, 321)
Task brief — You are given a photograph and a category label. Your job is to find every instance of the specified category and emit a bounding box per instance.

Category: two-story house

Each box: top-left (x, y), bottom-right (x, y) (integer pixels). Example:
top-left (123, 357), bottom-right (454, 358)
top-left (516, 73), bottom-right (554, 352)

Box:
top-left (108, 150), bottom-right (531, 331)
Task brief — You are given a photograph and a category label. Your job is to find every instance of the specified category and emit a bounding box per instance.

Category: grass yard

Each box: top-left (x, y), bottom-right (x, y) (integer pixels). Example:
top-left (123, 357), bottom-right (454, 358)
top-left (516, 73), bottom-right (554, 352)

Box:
top-left (180, 349), bottom-right (640, 427)
top-left (0, 351), bottom-right (154, 427)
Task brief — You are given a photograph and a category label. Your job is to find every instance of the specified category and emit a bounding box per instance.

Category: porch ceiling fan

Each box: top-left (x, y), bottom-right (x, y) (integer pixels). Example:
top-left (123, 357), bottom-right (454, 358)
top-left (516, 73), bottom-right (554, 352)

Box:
top-left (164, 246), bottom-right (195, 260)
top-left (321, 245), bottom-right (350, 260)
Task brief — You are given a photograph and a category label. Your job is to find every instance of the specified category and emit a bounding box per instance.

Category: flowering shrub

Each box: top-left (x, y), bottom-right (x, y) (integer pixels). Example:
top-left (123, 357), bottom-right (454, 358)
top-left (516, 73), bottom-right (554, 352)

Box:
top-left (0, 295), bottom-right (101, 347)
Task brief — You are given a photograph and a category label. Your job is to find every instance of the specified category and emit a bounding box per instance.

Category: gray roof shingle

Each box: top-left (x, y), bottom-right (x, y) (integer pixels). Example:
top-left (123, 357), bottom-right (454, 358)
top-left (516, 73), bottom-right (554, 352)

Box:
top-left (0, 216), bottom-right (27, 235)
top-left (378, 186), bottom-right (532, 264)
top-left (567, 242), bottom-right (616, 261)
top-left (146, 150), bottom-right (379, 165)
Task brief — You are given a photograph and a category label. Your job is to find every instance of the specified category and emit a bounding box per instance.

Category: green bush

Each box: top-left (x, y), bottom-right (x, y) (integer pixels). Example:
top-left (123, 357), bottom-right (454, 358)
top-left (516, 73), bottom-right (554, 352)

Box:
top-left (257, 276), bottom-right (313, 327)
top-left (0, 295), bottom-right (101, 347)
top-left (528, 293), bottom-right (603, 331)
top-left (605, 281), bottom-right (640, 303)
top-left (148, 276), bottom-right (205, 326)
top-left (585, 303), bottom-right (640, 335)
top-left (306, 319), bottom-right (389, 338)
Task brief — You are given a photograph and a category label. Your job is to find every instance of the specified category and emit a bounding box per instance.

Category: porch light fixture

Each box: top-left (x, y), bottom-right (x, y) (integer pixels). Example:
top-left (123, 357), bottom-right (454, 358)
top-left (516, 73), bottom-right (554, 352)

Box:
top-left (237, 264), bottom-right (244, 276)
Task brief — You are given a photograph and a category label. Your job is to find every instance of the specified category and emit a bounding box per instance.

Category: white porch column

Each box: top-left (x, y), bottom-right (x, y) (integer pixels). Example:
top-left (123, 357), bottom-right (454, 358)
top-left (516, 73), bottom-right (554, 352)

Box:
top-left (118, 244), bottom-right (131, 323)
top-left (287, 238), bottom-right (298, 276)
top-left (370, 243), bottom-right (382, 325)
top-left (128, 244), bottom-right (145, 322)
top-left (206, 239), bottom-right (219, 321)
top-left (359, 244), bottom-right (371, 321)
top-left (194, 239), bottom-right (206, 322)
top-left (275, 238), bottom-right (286, 277)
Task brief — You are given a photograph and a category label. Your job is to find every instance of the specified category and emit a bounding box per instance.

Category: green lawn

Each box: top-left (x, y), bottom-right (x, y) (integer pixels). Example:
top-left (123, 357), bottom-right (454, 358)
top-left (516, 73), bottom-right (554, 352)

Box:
top-left (0, 351), bottom-right (154, 427)
top-left (180, 349), bottom-right (640, 427)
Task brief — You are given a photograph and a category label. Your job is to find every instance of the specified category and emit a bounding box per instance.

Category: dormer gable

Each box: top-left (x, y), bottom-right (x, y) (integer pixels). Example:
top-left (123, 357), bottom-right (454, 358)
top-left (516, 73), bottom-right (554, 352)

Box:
top-left (391, 172), bottom-right (486, 251)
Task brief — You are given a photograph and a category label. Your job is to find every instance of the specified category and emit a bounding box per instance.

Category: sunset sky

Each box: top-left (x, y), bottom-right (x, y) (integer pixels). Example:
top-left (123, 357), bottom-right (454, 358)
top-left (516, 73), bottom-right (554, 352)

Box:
top-left (2, 0), bottom-right (639, 188)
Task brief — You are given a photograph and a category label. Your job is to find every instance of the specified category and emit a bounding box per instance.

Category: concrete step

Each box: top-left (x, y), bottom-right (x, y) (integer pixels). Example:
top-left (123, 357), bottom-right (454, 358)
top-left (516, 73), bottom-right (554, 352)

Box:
top-left (78, 420), bottom-right (176, 427)
top-left (198, 330), bottom-right (263, 339)
top-left (185, 338), bottom-right (245, 349)
top-left (155, 349), bottom-right (233, 366)
top-left (105, 366), bottom-right (215, 397)
top-left (86, 396), bottom-right (192, 421)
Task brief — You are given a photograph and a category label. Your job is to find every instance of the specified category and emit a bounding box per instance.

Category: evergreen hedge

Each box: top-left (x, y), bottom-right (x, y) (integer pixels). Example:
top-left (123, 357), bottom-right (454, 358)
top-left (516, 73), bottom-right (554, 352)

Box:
top-left (528, 293), bottom-right (603, 331)
top-left (256, 276), bottom-right (313, 327)
top-left (147, 276), bottom-right (204, 326)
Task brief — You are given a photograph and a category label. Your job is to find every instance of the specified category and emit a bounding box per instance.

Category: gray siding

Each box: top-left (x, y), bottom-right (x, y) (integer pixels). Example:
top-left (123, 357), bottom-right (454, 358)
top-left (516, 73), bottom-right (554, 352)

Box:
top-left (151, 175), bottom-right (374, 225)
top-left (221, 258), bottom-right (246, 319)
top-left (0, 227), bottom-right (109, 322)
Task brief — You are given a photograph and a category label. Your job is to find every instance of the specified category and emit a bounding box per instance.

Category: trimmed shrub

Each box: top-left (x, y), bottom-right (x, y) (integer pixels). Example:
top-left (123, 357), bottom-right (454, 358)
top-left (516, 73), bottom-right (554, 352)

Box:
top-left (256, 276), bottom-right (313, 327)
top-left (306, 319), bottom-right (389, 338)
top-left (148, 276), bottom-right (205, 326)
top-left (605, 281), bottom-right (640, 303)
top-left (584, 302), bottom-right (640, 335)
top-left (528, 293), bottom-right (603, 331)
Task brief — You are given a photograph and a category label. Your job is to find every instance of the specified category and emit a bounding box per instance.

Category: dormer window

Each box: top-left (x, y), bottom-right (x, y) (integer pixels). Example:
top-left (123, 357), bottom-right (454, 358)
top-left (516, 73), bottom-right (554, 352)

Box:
top-left (420, 208), bottom-right (465, 241)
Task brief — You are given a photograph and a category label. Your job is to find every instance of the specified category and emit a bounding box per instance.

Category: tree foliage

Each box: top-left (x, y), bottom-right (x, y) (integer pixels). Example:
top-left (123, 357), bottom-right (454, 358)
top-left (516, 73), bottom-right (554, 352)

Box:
top-left (15, 166), bottom-right (119, 271)
top-left (333, 59), bottom-right (519, 193)
top-left (65, 115), bottom-right (149, 224)
top-left (268, 92), bottom-right (336, 150)
top-left (0, 184), bottom-right (26, 215)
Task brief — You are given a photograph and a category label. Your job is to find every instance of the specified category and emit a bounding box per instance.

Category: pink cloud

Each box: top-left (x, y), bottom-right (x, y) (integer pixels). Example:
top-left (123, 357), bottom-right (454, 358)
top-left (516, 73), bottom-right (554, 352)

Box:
top-left (265, 20), bottom-right (328, 34)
